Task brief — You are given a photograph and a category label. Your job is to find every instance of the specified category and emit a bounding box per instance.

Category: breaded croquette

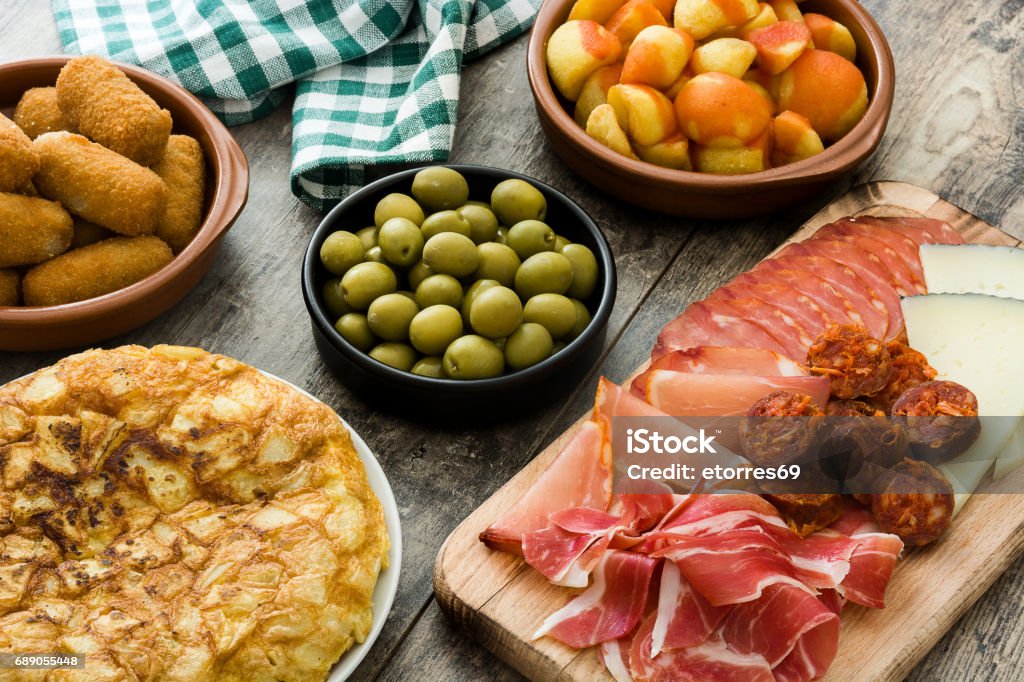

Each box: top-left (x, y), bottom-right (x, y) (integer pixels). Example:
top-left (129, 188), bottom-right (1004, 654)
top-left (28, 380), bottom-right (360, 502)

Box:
top-left (0, 192), bottom-right (73, 268)
top-left (14, 87), bottom-right (72, 139)
top-left (33, 131), bottom-right (167, 236)
top-left (23, 236), bottom-right (172, 306)
top-left (0, 270), bottom-right (20, 306)
top-left (153, 135), bottom-right (206, 253)
top-left (56, 55), bottom-right (172, 166)
top-left (70, 217), bottom-right (115, 248)
top-left (0, 112), bottom-right (40, 193)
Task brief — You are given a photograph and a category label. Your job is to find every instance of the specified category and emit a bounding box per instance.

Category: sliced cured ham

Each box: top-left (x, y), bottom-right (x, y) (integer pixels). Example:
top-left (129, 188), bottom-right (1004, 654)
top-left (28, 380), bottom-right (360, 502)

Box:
top-left (848, 215), bottom-right (964, 245)
top-left (653, 300), bottom-right (792, 360)
top-left (770, 595), bottom-right (841, 682)
top-left (754, 256), bottom-right (890, 340)
top-left (812, 233), bottom-right (926, 295)
top-left (523, 524), bottom-right (608, 587)
top-left (829, 499), bottom-right (879, 536)
top-left (480, 420), bottom-right (611, 553)
top-left (720, 583), bottom-right (840, 667)
top-left (533, 550), bottom-right (659, 649)
top-left (768, 242), bottom-right (904, 339)
top-left (651, 560), bottom-right (730, 654)
top-left (838, 533), bottom-right (903, 608)
top-left (643, 370), bottom-right (830, 417)
top-left (813, 219), bottom-right (927, 283)
top-left (630, 619), bottom-right (775, 682)
top-left (631, 347), bottom-right (806, 398)
top-left (599, 637), bottom-right (635, 682)
top-left (710, 283), bottom-right (832, 341)
top-left (724, 269), bottom-right (861, 329)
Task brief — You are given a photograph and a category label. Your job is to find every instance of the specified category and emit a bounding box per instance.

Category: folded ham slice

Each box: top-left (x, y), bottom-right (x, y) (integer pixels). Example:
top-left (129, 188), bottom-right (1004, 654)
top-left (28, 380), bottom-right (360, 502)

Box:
top-left (643, 370), bottom-right (830, 416)
top-left (631, 346), bottom-right (806, 398)
top-left (630, 619), bottom-right (775, 682)
top-left (480, 420), bottom-right (611, 554)
top-left (533, 550), bottom-right (659, 649)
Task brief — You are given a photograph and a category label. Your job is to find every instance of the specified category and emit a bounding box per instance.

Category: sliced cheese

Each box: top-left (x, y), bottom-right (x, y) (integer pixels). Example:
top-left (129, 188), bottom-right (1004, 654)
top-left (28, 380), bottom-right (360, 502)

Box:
top-left (920, 244), bottom-right (1024, 299)
top-left (903, 294), bottom-right (1024, 509)
top-left (919, 245), bottom-right (1024, 478)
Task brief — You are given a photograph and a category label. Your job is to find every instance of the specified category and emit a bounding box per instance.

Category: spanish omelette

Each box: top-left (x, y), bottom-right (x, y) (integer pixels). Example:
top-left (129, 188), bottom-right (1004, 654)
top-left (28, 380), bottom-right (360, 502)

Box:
top-left (0, 345), bottom-right (389, 681)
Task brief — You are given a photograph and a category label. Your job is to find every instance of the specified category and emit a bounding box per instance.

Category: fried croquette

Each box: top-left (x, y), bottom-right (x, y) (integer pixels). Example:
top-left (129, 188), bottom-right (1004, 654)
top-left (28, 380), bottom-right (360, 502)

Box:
top-left (23, 235), bottom-right (172, 306)
top-left (33, 131), bottom-right (167, 236)
top-left (56, 55), bottom-right (172, 166)
top-left (0, 192), bottom-right (73, 268)
top-left (13, 86), bottom-right (72, 139)
top-left (0, 112), bottom-right (39, 193)
top-left (70, 216), bottom-right (115, 248)
top-left (153, 135), bottom-right (207, 253)
top-left (0, 270), bottom-right (20, 306)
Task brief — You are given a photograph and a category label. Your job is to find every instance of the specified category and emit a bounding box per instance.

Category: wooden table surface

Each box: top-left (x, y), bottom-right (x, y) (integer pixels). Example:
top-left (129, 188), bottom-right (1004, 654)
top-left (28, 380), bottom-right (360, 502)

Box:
top-left (1, 2), bottom-right (1022, 681)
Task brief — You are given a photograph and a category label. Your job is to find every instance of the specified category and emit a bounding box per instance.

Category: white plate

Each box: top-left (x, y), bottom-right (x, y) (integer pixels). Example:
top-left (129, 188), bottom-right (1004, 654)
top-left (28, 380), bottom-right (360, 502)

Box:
top-left (6, 369), bottom-right (402, 682)
top-left (261, 373), bottom-right (402, 681)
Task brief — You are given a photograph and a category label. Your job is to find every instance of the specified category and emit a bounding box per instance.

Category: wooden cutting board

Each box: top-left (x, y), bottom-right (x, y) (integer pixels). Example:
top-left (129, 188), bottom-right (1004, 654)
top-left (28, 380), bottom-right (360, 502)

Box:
top-left (433, 181), bottom-right (1024, 682)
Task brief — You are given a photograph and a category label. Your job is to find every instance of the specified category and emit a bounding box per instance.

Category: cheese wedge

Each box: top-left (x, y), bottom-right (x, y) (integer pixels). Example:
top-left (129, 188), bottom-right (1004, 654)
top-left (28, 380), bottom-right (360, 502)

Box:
top-left (919, 244), bottom-right (1024, 479)
top-left (903, 293), bottom-right (1024, 510)
top-left (920, 244), bottom-right (1024, 299)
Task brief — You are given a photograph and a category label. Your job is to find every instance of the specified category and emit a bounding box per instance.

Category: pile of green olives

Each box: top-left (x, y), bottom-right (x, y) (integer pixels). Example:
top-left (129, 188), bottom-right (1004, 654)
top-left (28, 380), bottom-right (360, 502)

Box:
top-left (318, 167), bottom-right (601, 380)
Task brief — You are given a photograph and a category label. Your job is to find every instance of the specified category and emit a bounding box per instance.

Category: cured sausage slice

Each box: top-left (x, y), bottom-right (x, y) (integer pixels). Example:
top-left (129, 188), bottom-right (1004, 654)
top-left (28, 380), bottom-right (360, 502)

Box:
top-left (654, 300), bottom-right (792, 360)
top-left (806, 324), bottom-right (893, 399)
top-left (770, 241), bottom-right (904, 339)
top-left (813, 219), bottom-right (927, 285)
top-left (710, 282), bottom-right (832, 341)
top-left (849, 216), bottom-right (964, 245)
top-left (811, 233), bottom-right (926, 295)
top-left (701, 297), bottom-right (816, 361)
top-left (725, 269), bottom-right (863, 332)
top-left (871, 458), bottom-right (954, 547)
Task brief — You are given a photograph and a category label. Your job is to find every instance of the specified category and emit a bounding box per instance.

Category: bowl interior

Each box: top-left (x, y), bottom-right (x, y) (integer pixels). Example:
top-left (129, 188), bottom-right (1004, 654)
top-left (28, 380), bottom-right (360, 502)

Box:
top-left (528, 0), bottom-right (894, 189)
top-left (304, 164), bottom-right (616, 393)
top-left (0, 57), bottom-right (248, 322)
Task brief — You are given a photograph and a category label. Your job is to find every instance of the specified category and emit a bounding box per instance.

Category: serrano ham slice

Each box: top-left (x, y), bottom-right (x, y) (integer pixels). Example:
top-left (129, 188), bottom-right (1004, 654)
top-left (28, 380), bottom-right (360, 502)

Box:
top-left (771, 596), bottom-right (842, 682)
top-left (480, 420), bottom-right (611, 553)
top-left (630, 619), bottom-right (775, 682)
top-left (643, 370), bottom-right (830, 417)
top-left (631, 347), bottom-right (806, 398)
top-left (523, 524), bottom-right (609, 587)
top-left (533, 550), bottom-right (659, 649)
top-left (651, 560), bottom-right (730, 654)
top-left (754, 256), bottom-right (890, 340)
top-left (653, 300), bottom-right (792, 360)
top-left (838, 533), bottom-right (903, 608)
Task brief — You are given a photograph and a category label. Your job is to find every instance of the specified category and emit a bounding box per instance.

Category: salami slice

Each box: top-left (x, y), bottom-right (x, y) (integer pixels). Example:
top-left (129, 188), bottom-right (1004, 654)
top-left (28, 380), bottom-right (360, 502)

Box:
top-left (768, 242), bottom-right (904, 339)
top-left (753, 256), bottom-right (891, 340)
top-left (812, 219), bottom-right (926, 286)
top-left (710, 283), bottom-right (831, 341)
top-left (811, 233), bottom-right (926, 295)
top-left (654, 300), bottom-right (792, 360)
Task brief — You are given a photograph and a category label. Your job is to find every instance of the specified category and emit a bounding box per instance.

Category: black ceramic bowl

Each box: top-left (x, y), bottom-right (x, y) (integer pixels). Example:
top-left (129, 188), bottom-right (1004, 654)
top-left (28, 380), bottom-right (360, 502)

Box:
top-left (301, 164), bottom-right (616, 420)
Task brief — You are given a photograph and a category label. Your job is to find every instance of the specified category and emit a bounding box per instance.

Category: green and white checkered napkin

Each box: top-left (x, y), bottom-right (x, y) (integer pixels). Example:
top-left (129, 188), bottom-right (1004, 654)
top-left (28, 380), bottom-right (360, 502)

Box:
top-left (52, 0), bottom-right (540, 210)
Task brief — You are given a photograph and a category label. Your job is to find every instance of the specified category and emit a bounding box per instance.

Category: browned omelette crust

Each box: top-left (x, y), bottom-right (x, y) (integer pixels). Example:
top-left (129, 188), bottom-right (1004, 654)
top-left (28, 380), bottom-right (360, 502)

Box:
top-left (0, 346), bottom-right (389, 681)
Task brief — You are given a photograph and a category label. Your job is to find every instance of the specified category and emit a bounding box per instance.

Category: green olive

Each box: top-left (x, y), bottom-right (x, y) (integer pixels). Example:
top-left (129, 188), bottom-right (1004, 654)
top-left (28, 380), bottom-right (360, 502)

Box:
top-left (396, 290), bottom-right (418, 303)
top-left (407, 260), bottom-right (434, 291)
top-left (415, 274), bottom-right (463, 309)
top-left (369, 342), bottom-right (418, 371)
top-left (495, 226), bottom-right (509, 245)
top-left (566, 298), bottom-right (592, 340)
top-left (341, 262), bottom-right (398, 309)
top-left (367, 293), bottom-right (420, 341)
top-left (320, 231), bottom-right (365, 276)
top-left (554, 234), bottom-right (572, 252)
top-left (507, 220), bottom-right (556, 260)
top-left (514, 251), bottom-right (574, 299)
top-left (443, 335), bottom-right (505, 380)
top-left (473, 242), bottom-right (521, 287)
top-left (523, 293), bottom-right (577, 340)
top-left (422, 232), bottom-right (480, 277)
top-left (464, 200), bottom-right (491, 209)
top-left (322, 278), bottom-right (353, 318)
top-left (561, 243), bottom-right (599, 299)
top-left (335, 313), bottom-right (377, 352)
top-left (378, 217), bottom-right (425, 267)
top-left (469, 285), bottom-right (523, 339)
top-left (411, 356), bottom-right (446, 378)
top-left (505, 322), bottom-right (554, 370)
top-left (374, 193), bottom-right (424, 228)
top-left (461, 279), bottom-right (501, 325)
top-left (490, 178), bottom-right (547, 226)
top-left (458, 204), bottom-right (500, 244)
top-left (409, 304), bottom-right (464, 355)
top-left (365, 246), bottom-right (385, 264)
top-left (411, 167), bottom-right (470, 212)
top-left (421, 210), bottom-right (473, 240)
top-left (356, 225), bottom-right (379, 251)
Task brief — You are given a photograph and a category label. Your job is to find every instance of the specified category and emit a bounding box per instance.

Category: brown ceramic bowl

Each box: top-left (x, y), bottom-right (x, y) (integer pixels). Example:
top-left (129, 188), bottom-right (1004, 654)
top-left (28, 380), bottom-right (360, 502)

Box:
top-left (0, 56), bottom-right (249, 351)
top-left (527, 0), bottom-right (894, 218)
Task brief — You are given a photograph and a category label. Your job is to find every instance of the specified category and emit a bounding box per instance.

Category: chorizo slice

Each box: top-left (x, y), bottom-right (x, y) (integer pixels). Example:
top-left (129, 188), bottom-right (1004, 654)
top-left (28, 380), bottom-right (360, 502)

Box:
top-left (806, 324), bottom-right (893, 400)
top-left (739, 390), bottom-right (824, 469)
top-left (892, 380), bottom-right (980, 462)
top-left (871, 458), bottom-right (954, 547)
top-left (871, 340), bottom-right (938, 414)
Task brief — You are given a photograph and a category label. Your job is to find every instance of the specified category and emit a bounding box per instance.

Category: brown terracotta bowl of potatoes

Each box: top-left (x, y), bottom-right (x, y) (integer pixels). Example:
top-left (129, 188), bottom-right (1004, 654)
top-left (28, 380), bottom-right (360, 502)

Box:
top-left (527, 0), bottom-right (894, 219)
top-left (0, 56), bottom-right (248, 351)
